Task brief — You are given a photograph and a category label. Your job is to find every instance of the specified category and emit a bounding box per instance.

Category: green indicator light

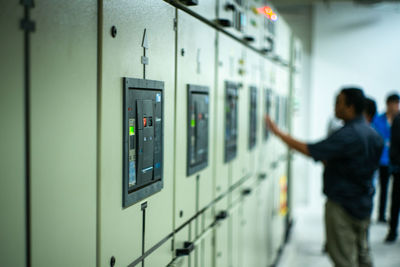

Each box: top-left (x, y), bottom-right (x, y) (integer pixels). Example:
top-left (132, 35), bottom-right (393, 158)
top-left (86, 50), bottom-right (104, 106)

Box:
top-left (191, 119), bottom-right (196, 127)
top-left (129, 126), bottom-right (135, 135)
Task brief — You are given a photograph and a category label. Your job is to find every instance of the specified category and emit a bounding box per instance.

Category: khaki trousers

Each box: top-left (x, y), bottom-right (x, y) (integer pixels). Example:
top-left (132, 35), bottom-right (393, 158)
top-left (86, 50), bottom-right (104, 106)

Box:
top-left (325, 200), bottom-right (373, 267)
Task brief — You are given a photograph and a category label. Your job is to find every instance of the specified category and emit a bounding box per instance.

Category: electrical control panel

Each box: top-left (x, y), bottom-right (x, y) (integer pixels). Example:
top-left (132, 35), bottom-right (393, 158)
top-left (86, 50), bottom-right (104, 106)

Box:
top-left (275, 94), bottom-right (280, 127)
top-left (281, 96), bottom-right (288, 130)
top-left (187, 84), bottom-right (209, 176)
top-left (263, 88), bottom-right (272, 140)
top-left (123, 78), bottom-right (164, 207)
top-left (217, 0), bottom-right (247, 35)
top-left (249, 86), bottom-right (257, 150)
top-left (224, 81), bottom-right (239, 163)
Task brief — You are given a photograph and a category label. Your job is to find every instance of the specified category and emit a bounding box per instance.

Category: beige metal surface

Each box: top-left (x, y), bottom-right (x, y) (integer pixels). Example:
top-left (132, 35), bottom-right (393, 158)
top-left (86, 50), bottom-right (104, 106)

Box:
top-left (29, 1), bottom-right (98, 266)
top-left (99, 1), bottom-right (176, 266)
top-left (181, 0), bottom-right (217, 21)
top-left (214, 218), bottom-right (229, 267)
top-left (240, 176), bottom-right (259, 267)
top-left (0, 2), bottom-right (26, 266)
top-left (245, 48), bottom-right (262, 178)
top-left (174, 10), bottom-right (216, 229)
top-left (215, 33), bottom-right (242, 198)
top-left (275, 17), bottom-right (292, 62)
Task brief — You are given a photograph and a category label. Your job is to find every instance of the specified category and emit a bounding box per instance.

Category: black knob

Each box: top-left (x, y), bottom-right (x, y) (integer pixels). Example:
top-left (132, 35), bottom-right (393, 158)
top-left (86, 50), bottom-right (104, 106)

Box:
top-left (179, 0), bottom-right (198, 6)
top-left (259, 173), bottom-right (267, 180)
top-left (176, 241), bottom-right (195, 256)
top-left (242, 188), bottom-right (252, 196)
top-left (243, 36), bottom-right (255, 42)
top-left (110, 256), bottom-right (116, 267)
top-left (225, 3), bottom-right (236, 11)
top-left (263, 36), bottom-right (274, 53)
top-left (216, 210), bottom-right (228, 221)
top-left (215, 19), bottom-right (232, 27)
top-left (261, 47), bottom-right (272, 54)
top-left (110, 26), bottom-right (117, 38)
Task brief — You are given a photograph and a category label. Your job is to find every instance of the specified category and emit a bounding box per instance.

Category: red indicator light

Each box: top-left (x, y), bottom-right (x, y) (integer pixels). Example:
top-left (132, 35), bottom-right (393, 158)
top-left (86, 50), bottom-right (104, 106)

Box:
top-left (256, 6), bottom-right (278, 21)
top-left (143, 117), bottom-right (147, 127)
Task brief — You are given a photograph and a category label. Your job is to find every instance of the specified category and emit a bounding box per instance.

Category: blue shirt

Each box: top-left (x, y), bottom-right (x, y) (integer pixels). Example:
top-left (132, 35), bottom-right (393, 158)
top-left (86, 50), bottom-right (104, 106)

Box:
top-left (308, 116), bottom-right (384, 220)
top-left (372, 113), bottom-right (391, 166)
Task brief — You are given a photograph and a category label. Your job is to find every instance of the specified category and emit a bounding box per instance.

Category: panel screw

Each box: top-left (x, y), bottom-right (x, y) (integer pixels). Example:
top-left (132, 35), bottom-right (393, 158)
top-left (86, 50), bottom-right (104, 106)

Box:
top-left (111, 26), bottom-right (117, 38)
top-left (110, 256), bottom-right (116, 267)
top-left (181, 48), bottom-right (185, 56)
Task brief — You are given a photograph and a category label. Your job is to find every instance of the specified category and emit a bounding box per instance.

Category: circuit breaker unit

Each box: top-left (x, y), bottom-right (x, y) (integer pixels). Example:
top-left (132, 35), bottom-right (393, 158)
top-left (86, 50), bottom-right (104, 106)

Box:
top-left (224, 81), bottom-right (239, 163)
top-left (263, 88), bottom-right (272, 141)
top-left (275, 95), bottom-right (280, 127)
top-left (281, 97), bottom-right (288, 129)
top-left (187, 85), bottom-right (209, 176)
top-left (123, 78), bottom-right (164, 207)
top-left (249, 86), bottom-right (257, 150)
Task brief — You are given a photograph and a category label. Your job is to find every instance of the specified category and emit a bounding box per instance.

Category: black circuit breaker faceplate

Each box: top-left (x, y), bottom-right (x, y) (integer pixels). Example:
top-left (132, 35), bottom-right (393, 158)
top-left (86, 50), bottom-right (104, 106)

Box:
top-left (224, 81), bottom-right (239, 163)
top-left (249, 86), bottom-right (257, 150)
top-left (123, 78), bottom-right (164, 208)
top-left (275, 94), bottom-right (280, 128)
top-left (187, 84), bottom-right (209, 176)
top-left (264, 88), bottom-right (272, 141)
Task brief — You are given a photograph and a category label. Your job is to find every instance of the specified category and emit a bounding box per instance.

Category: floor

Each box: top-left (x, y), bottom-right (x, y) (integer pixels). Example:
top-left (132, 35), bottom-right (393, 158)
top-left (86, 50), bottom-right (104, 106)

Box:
top-left (277, 205), bottom-right (400, 267)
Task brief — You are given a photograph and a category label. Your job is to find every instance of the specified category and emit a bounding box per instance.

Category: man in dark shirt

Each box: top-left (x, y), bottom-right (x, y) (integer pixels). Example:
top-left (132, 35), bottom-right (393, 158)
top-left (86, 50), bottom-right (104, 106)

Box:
top-left (386, 112), bottom-right (400, 242)
top-left (266, 88), bottom-right (383, 267)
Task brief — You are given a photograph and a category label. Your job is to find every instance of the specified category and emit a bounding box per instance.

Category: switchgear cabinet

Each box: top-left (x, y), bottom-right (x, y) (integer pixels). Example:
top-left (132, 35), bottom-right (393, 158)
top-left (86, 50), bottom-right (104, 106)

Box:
top-left (264, 88), bottom-right (272, 141)
top-left (249, 86), bottom-right (257, 150)
top-left (123, 78), bottom-right (164, 207)
top-left (187, 85), bottom-right (209, 176)
top-left (224, 81), bottom-right (239, 163)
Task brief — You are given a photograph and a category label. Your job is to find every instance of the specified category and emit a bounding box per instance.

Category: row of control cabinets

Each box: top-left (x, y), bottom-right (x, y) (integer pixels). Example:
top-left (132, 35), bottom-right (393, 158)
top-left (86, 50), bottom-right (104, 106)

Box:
top-left (123, 77), bottom-right (288, 207)
top-left (1, 0), bottom-right (295, 266)
top-left (177, 0), bottom-right (279, 54)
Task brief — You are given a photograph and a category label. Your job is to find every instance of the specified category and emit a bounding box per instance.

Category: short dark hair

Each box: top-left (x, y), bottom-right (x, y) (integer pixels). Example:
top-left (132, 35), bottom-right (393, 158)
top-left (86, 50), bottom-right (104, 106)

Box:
top-left (364, 97), bottom-right (377, 119)
top-left (386, 93), bottom-right (400, 104)
top-left (340, 87), bottom-right (365, 115)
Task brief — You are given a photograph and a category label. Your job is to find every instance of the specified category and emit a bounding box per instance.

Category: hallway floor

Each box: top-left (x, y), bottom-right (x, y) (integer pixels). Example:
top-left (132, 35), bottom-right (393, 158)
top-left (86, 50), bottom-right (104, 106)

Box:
top-left (277, 206), bottom-right (400, 267)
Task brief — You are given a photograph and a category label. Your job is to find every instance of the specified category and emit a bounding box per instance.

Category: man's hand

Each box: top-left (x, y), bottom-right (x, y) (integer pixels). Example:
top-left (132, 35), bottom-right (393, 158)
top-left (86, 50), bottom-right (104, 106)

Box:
top-left (265, 115), bottom-right (280, 136)
top-left (264, 115), bottom-right (310, 157)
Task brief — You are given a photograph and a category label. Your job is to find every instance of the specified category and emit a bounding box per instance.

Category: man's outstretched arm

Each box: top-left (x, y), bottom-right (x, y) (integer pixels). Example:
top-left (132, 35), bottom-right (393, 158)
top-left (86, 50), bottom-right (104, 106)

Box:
top-left (265, 116), bottom-right (310, 157)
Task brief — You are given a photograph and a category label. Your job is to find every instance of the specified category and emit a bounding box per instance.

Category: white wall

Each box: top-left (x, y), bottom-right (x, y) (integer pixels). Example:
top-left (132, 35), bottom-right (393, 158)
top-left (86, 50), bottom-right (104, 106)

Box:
top-left (291, 48), bottom-right (314, 207)
top-left (278, 6), bottom-right (314, 207)
top-left (309, 2), bottom-right (400, 207)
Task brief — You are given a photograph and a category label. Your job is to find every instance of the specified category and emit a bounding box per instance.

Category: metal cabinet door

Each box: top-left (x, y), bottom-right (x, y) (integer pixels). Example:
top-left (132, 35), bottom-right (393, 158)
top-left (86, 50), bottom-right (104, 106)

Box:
top-left (30, 1), bottom-right (97, 266)
top-left (0, 2), bottom-right (26, 266)
top-left (175, 10), bottom-right (216, 230)
top-left (99, 1), bottom-right (176, 266)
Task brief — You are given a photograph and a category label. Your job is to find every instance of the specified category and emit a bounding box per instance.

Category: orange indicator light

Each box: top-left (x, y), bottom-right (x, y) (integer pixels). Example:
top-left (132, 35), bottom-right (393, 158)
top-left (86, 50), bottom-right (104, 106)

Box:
top-left (256, 6), bottom-right (278, 21)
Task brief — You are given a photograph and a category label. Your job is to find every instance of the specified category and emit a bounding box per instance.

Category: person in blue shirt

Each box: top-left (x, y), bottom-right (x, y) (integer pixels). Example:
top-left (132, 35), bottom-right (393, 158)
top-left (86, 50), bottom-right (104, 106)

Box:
top-left (266, 87), bottom-right (383, 267)
top-left (372, 93), bottom-right (400, 223)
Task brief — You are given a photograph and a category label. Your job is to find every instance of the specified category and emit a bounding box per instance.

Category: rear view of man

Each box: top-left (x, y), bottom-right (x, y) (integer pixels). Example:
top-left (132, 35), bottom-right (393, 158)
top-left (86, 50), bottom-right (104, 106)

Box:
top-left (266, 88), bottom-right (383, 267)
top-left (373, 93), bottom-right (400, 222)
top-left (386, 112), bottom-right (400, 242)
